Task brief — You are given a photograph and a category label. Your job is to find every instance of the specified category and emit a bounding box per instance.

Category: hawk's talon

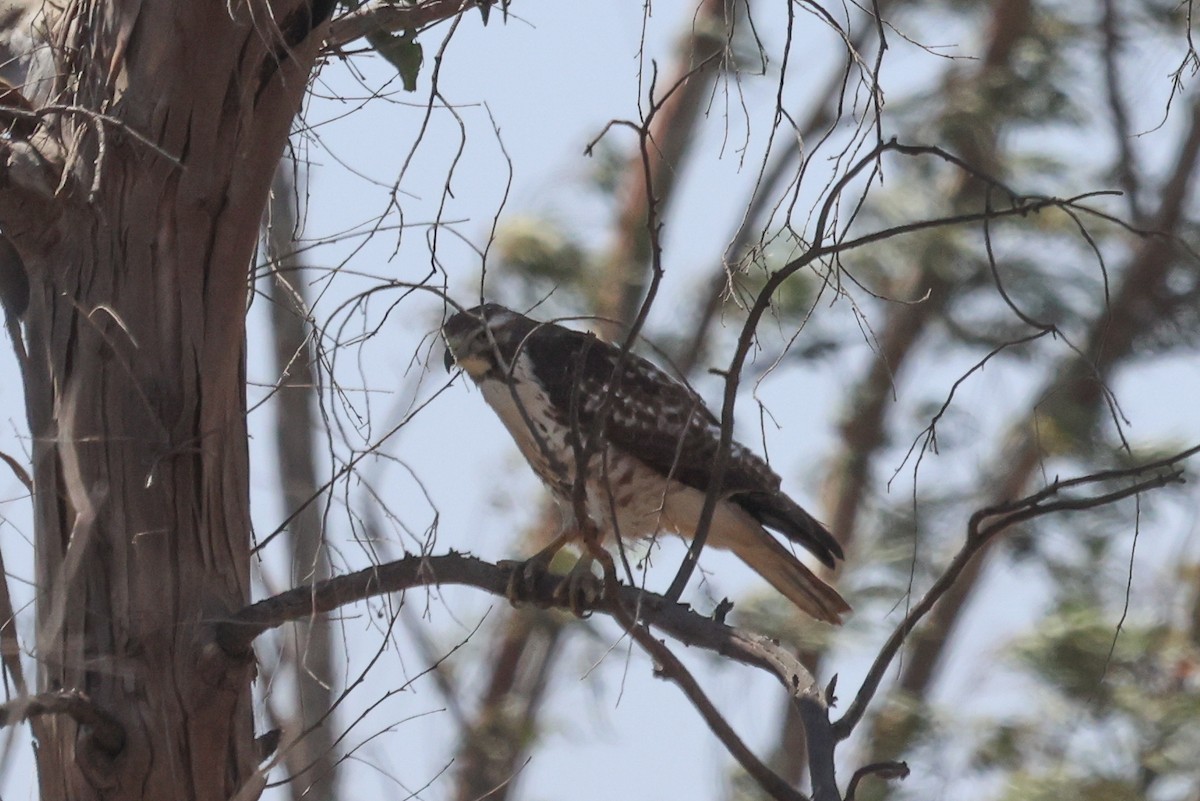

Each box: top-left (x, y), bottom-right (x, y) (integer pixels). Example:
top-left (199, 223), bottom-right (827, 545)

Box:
top-left (551, 555), bottom-right (600, 617)
top-left (500, 532), bottom-right (572, 609)
top-left (499, 551), bottom-right (600, 616)
top-left (501, 556), bottom-right (554, 609)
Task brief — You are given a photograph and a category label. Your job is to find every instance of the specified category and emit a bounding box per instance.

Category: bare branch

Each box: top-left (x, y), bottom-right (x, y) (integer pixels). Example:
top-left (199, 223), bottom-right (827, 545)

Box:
top-left (215, 551), bottom-right (842, 798)
top-left (216, 554), bottom-right (820, 690)
top-left (843, 761), bottom-right (909, 801)
top-left (664, 136), bottom-right (1113, 606)
top-left (832, 446), bottom-right (1196, 740)
top-left (0, 690), bottom-right (124, 755)
top-left (325, 0), bottom-right (483, 52)
top-left (677, 0), bottom-right (899, 374)
top-left (592, 0), bottom-right (730, 339)
top-left (811, 0), bottom-right (1035, 566)
top-left (852, 94), bottom-right (1200, 765)
top-left (627, 621), bottom-right (814, 801)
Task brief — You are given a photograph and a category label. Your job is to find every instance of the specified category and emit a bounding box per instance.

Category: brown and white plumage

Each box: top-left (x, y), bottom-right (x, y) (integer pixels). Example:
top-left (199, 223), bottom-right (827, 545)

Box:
top-left (442, 303), bottom-right (850, 623)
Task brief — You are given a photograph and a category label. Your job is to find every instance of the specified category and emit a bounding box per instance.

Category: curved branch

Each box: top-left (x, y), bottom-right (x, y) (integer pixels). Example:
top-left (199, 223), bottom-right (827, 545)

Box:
top-left (212, 459), bottom-right (1194, 794)
top-left (843, 761), bottom-right (909, 801)
top-left (850, 94), bottom-right (1200, 767)
top-left (0, 690), bottom-right (125, 755)
top-left (216, 552), bottom-right (834, 798)
top-left (831, 445), bottom-right (1197, 740)
top-left (216, 553), bottom-right (820, 693)
top-left (664, 137), bottom-right (1115, 604)
top-left (592, 0), bottom-right (730, 339)
top-left (627, 622), bottom-right (814, 801)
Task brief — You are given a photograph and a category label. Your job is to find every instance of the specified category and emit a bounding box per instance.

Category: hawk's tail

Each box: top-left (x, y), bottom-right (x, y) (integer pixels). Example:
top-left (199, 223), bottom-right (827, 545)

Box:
top-left (726, 528), bottom-right (851, 624)
top-left (734, 490), bottom-right (844, 568)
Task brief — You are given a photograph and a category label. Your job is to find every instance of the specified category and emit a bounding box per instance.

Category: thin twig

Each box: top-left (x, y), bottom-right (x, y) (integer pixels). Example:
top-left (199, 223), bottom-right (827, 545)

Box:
top-left (849, 96), bottom-right (1200, 755)
top-left (626, 620), bottom-right (812, 801)
top-left (663, 137), bottom-right (1122, 606)
top-left (832, 447), bottom-right (1195, 740)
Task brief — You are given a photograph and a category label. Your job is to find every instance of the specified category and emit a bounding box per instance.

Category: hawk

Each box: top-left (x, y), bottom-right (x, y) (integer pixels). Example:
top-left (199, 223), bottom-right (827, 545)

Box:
top-left (442, 303), bottom-right (850, 623)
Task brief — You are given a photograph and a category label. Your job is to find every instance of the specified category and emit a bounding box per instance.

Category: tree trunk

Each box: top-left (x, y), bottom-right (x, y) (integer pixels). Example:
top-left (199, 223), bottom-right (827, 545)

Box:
top-left (0, 3), bottom-right (324, 798)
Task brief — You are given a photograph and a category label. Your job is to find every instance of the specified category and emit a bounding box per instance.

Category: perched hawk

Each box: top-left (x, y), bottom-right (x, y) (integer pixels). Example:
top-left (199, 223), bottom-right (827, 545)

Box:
top-left (442, 303), bottom-right (850, 623)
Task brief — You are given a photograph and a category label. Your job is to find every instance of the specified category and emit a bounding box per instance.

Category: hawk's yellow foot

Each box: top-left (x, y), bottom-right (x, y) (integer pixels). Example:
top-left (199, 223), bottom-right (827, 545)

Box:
top-left (551, 554), bottom-right (600, 617)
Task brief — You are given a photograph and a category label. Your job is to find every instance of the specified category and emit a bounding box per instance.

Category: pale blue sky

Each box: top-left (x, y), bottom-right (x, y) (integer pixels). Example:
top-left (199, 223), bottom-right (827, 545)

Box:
top-left (1, 3), bottom-right (1198, 800)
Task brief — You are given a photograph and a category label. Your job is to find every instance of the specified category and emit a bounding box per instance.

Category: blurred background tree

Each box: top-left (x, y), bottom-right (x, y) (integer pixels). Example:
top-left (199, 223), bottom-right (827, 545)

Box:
top-left (411, 3), bottom-right (1200, 800)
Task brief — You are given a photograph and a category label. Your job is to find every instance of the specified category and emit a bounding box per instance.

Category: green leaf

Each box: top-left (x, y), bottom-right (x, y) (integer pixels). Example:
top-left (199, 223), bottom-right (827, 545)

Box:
top-left (366, 28), bottom-right (423, 92)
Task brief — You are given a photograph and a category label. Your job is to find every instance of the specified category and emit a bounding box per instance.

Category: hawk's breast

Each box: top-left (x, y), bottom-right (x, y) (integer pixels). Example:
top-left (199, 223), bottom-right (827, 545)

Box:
top-left (476, 352), bottom-right (575, 497)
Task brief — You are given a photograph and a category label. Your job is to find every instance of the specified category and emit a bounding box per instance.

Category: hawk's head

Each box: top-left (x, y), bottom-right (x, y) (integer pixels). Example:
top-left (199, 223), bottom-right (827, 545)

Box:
top-left (442, 303), bottom-right (537, 380)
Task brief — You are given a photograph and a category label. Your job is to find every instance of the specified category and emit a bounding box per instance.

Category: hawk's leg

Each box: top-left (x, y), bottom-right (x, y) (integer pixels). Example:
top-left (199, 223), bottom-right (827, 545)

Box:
top-left (552, 554), bottom-right (600, 617)
top-left (503, 532), bottom-right (570, 608)
top-left (503, 533), bottom-right (601, 616)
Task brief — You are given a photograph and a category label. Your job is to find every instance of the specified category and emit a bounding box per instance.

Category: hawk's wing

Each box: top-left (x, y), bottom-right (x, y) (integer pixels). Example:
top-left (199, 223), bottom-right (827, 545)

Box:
top-left (522, 324), bottom-right (843, 566)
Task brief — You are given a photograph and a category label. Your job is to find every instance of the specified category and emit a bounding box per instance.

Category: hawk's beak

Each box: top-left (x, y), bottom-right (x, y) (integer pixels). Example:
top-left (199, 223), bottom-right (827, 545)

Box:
top-left (443, 345), bottom-right (456, 372)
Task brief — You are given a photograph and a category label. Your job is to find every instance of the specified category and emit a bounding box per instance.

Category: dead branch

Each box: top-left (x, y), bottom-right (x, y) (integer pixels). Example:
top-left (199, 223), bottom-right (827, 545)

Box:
top-left (664, 135), bottom-right (1116, 606)
top-left (815, 0), bottom-right (1034, 567)
top-left (852, 94), bottom-right (1200, 767)
top-left (630, 621), bottom-right (815, 801)
top-left (832, 445), bottom-right (1196, 740)
top-left (0, 690), bottom-right (124, 755)
top-left (207, 443), bottom-right (1191, 801)
top-left (677, 0), bottom-right (897, 375)
top-left (765, 39), bottom-right (1045, 777)
top-left (843, 761), bottom-right (909, 801)
top-left (325, 0), bottom-right (484, 52)
top-left (592, 0), bottom-right (730, 339)
top-left (215, 553), bottom-right (820, 689)
top-left (215, 552), bottom-right (834, 798)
